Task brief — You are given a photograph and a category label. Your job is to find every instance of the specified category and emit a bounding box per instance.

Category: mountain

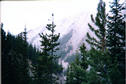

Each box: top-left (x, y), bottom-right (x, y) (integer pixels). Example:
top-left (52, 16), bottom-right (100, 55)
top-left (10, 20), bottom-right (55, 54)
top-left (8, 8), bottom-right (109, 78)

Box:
top-left (27, 11), bottom-right (92, 70)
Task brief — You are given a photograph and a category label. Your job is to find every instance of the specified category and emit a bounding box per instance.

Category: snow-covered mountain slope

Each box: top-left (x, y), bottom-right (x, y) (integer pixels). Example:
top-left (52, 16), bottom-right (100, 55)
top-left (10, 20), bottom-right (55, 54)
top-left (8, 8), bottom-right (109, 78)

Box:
top-left (27, 11), bottom-right (93, 69)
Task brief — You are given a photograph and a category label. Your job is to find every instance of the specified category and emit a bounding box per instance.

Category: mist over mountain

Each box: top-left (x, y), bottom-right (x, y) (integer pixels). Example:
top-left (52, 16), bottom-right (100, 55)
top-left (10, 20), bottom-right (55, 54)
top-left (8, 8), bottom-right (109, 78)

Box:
top-left (2, 0), bottom-right (125, 83)
top-left (27, 11), bottom-right (93, 69)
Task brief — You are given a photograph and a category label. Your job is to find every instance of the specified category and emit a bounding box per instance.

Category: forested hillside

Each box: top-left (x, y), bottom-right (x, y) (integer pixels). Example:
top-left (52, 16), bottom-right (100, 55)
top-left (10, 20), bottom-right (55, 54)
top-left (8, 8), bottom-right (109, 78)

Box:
top-left (1, 0), bottom-right (125, 84)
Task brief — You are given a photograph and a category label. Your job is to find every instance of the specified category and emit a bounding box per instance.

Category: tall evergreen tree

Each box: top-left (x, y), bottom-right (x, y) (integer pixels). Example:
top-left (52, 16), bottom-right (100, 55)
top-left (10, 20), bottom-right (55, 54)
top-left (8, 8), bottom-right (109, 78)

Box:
top-left (106, 0), bottom-right (125, 83)
top-left (66, 0), bottom-right (125, 84)
top-left (66, 43), bottom-right (112, 84)
top-left (13, 29), bottom-right (30, 84)
top-left (33, 13), bottom-right (62, 84)
top-left (1, 23), bottom-right (8, 84)
top-left (86, 0), bottom-right (107, 51)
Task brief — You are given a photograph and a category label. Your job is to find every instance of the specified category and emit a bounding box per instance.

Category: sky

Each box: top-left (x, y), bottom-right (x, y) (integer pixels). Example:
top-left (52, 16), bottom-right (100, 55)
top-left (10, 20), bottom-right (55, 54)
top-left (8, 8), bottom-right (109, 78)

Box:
top-left (1, 0), bottom-right (124, 35)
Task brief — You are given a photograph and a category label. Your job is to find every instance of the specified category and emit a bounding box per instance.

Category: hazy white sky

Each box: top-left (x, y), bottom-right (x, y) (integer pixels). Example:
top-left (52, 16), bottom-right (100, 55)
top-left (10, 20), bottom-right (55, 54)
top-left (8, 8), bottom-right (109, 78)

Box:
top-left (1, 0), bottom-right (123, 35)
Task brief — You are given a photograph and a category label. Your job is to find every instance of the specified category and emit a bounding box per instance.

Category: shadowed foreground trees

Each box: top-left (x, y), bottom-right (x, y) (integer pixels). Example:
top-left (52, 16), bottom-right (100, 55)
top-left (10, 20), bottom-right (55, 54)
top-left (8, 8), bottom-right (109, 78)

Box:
top-left (1, 14), bottom-right (63, 84)
top-left (2, 24), bottom-right (30, 84)
top-left (1, 23), bottom-right (41, 84)
top-left (1, 0), bottom-right (125, 83)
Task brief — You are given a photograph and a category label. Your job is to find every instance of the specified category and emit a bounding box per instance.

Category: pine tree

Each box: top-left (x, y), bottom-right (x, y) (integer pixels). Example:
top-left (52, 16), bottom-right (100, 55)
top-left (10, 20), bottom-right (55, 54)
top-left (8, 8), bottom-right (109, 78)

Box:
top-left (22, 27), bottom-right (30, 84)
top-left (66, 54), bottom-right (86, 84)
top-left (1, 23), bottom-right (6, 53)
top-left (33, 13), bottom-right (61, 84)
top-left (86, 0), bottom-right (106, 51)
top-left (1, 23), bottom-right (8, 84)
top-left (106, 0), bottom-right (125, 83)
top-left (1, 24), bottom-right (30, 84)
top-left (66, 44), bottom-right (88, 84)
top-left (87, 48), bottom-right (112, 84)
top-left (12, 29), bottom-right (30, 84)
top-left (1, 23), bottom-right (42, 84)
top-left (2, 31), bottom-right (22, 84)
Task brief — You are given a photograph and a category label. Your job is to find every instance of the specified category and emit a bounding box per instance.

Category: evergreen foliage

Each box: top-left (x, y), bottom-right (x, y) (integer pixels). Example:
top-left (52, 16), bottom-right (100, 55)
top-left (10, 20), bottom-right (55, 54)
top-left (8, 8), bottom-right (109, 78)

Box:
top-left (1, 23), bottom-right (40, 84)
top-left (66, 44), bottom-right (112, 84)
top-left (87, 48), bottom-right (112, 84)
top-left (66, 0), bottom-right (125, 84)
top-left (106, 0), bottom-right (125, 83)
top-left (66, 44), bottom-right (88, 84)
top-left (33, 13), bottom-right (63, 84)
top-left (1, 0), bottom-right (125, 83)
top-left (86, 0), bottom-right (107, 51)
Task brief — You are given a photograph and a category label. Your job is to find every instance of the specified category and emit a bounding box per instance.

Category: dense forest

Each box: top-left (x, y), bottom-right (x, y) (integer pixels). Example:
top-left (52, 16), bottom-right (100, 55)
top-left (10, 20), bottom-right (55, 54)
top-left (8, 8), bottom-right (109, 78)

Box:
top-left (1, 0), bottom-right (125, 84)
